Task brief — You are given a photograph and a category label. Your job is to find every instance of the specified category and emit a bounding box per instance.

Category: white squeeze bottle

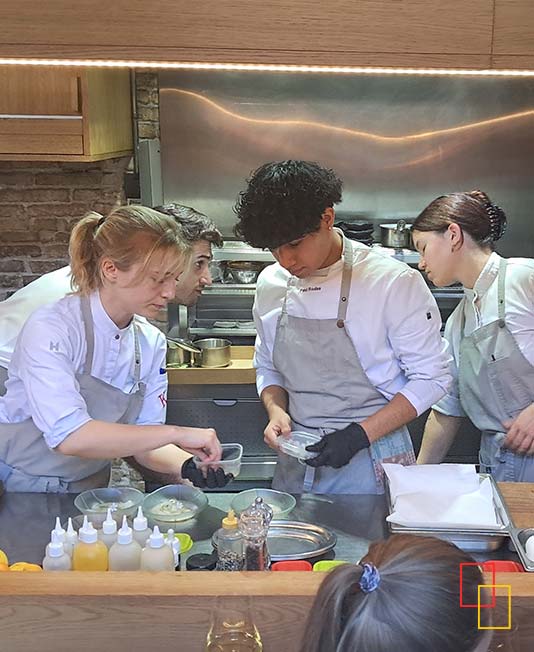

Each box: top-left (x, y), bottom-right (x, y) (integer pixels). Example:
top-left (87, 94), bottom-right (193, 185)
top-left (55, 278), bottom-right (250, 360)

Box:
top-left (42, 531), bottom-right (72, 571)
top-left (140, 525), bottom-right (174, 571)
top-left (45, 516), bottom-right (66, 556)
top-left (165, 528), bottom-right (181, 569)
top-left (64, 517), bottom-right (78, 557)
top-left (132, 506), bottom-right (152, 547)
top-left (98, 508), bottom-right (118, 549)
top-left (108, 516), bottom-right (142, 571)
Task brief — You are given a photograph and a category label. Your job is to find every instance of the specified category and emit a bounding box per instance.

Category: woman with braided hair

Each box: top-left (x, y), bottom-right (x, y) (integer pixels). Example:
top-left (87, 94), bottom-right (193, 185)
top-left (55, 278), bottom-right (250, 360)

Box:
top-left (413, 191), bottom-right (534, 481)
top-left (299, 534), bottom-right (492, 652)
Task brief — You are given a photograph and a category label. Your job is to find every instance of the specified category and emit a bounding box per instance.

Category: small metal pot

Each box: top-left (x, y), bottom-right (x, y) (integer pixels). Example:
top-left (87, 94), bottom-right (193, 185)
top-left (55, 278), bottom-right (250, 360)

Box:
top-left (192, 338), bottom-right (232, 368)
top-left (166, 338), bottom-right (200, 367)
top-left (380, 219), bottom-right (413, 250)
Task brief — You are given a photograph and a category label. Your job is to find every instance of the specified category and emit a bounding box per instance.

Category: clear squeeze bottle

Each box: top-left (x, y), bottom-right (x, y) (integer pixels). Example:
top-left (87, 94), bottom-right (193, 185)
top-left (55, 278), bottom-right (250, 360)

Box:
top-left (42, 531), bottom-right (72, 571)
top-left (215, 509), bottom-right (243, 571)
top-left (98, 508), bottom-right (118, 549)
top-left (45, 516), bottom-right (66, 556)
top-left (140, 525), bottom-right (174, 571)
top-left (165, 529), bottom-right (181, 570)
top-left (108, 515), bottom-right (142, 571)
top-left (72, 516), bottom-right (109, 571)
top-left (132, 506), bottom-right (152, 547)
top-left (64, 517), bottom-right (78, 557)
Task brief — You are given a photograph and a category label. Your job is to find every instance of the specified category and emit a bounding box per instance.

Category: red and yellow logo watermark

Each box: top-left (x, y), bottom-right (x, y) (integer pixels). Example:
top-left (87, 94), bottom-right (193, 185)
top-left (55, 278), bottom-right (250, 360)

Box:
top-left (459, 561), bottom-right (512, 630)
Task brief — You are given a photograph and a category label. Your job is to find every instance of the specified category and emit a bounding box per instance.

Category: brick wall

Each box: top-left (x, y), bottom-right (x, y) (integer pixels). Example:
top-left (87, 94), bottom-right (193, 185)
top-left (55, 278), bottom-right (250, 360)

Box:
top-left (0, 158), bottom-right (130, 300)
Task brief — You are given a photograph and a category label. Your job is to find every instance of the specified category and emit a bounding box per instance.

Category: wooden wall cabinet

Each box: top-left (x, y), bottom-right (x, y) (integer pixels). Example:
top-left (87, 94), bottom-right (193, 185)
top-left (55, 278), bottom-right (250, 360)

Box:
top-left (0, 67), bottom-right (133, 161)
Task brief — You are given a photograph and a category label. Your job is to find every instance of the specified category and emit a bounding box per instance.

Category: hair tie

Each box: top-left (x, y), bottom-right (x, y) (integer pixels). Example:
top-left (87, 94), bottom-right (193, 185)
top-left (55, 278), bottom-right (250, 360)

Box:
top-left (97, 216), bottom-right (106, 228)
top-left (485, 202), bottom-right (506, 241)
top-left (359, 562), bottom-right (381, 594)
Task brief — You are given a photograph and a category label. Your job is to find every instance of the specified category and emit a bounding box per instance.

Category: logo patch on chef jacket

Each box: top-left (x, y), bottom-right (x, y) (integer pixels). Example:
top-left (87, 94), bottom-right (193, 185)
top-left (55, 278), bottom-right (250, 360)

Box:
top-left (426, 311), bottom-right (432, 320)
top-left (158, 392), bottom-right (167, 407)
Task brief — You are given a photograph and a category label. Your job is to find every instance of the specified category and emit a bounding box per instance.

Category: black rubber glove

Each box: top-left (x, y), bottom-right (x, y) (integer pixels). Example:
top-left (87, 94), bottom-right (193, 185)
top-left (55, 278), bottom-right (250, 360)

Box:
top-left (181, 457), bottom-right (234, 489)
top-left (305, 423), bottom-right (370, 469)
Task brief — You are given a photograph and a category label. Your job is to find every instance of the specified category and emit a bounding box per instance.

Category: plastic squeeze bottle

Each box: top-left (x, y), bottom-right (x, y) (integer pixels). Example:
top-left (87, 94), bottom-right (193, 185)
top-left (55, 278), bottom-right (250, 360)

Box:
top-left (108, 516), bottom-right (142, 571)
top-left (165, 529), bottom-right (181, 570)
top-left (42, 531), bottom-right (72, 571)
top-left (140, 525), bottom-right (174, 571)
top-left (45, 516), bottom-right (66, 556)
top-left (64, 517), bottom-right (78, 557)
top-left (72, 516), bottom-right (108, 571)
top-left (98, 508), bottom-right (118, 549)
top-left (215, 509), bottom-right (243, 571)
top-left (132, 506), bottom-right (152, 547)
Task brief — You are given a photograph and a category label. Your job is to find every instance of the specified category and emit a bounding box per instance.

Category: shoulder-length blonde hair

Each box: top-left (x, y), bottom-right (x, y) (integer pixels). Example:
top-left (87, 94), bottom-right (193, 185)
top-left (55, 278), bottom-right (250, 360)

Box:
top-left (69, 205), bottom-right (190, 294)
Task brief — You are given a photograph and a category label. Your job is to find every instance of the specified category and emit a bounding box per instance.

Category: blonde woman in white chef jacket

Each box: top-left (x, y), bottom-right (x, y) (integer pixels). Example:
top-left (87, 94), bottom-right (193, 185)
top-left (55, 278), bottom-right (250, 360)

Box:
top-left (233, 160), bottom-right (452, 494)
top-left (0, 205), bottom-right (224, 492)
top-left (414, 191), bottom-right (534, 481)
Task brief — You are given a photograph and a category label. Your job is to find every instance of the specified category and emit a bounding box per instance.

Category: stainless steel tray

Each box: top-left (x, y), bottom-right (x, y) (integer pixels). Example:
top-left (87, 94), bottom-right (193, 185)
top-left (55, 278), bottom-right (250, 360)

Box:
top-left (212, 519), bottom-right (337, 561)
top-left (384, 473), bottom-right (511, 552)
top-left (508, 527), bottom-right (534, 571)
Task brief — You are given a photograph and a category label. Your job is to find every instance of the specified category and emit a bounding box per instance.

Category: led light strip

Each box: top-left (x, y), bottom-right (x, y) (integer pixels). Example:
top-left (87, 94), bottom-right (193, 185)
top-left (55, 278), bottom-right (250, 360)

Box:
top-left (0, 57), bottom-right (533, 76)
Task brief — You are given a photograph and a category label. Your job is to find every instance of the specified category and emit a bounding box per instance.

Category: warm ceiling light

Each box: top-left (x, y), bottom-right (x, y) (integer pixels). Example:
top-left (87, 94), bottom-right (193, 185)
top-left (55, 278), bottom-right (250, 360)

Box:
top-left (0, 58), bottom-right (533, 76)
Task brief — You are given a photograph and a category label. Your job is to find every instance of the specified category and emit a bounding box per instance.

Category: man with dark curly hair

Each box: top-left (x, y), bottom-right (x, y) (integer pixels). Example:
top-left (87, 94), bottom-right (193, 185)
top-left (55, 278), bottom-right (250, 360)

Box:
top-left (234, 160), bottom-right (452, 494)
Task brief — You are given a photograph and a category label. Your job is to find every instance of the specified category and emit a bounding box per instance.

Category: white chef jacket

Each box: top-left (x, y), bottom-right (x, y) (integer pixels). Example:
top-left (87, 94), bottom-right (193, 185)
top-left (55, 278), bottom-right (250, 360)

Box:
top-left (434, 252), bottom-right (534, 418)
top-left (0, 291), bottom-right (168, 448)
top-left (253, 242), bottom-right (452, 416)
top-left (0, 265), bottom-right (72, 369)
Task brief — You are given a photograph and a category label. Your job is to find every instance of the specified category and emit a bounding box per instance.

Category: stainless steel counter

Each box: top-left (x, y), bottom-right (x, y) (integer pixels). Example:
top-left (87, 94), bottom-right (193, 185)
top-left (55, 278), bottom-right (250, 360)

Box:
top-left (0, 491), bottom-right (516, 567)
top-left (0, 492), bottom-right (387, 566)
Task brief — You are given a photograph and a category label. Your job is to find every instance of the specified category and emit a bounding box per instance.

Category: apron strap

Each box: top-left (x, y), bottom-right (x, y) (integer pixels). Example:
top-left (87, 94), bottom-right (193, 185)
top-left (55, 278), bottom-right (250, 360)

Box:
top-left (337, 236), bottom-right (355, 328)
top-left (497, 257), bottom-right (507, 328)
top-left (80, 296), bottom-right (95, 375)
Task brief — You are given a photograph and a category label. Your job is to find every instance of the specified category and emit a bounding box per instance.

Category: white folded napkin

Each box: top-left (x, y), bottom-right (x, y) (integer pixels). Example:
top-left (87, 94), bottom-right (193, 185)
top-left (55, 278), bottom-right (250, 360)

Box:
top-left (383, 463), bottom-right (499, 529)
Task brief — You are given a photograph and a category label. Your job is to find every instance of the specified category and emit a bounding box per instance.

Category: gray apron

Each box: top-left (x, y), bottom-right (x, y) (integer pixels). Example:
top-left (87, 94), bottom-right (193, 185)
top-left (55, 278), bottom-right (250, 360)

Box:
top-left (0, 366), bottom-right (7, 396)
top-left (271, 236), bottom-right (415, 494)
top-left (0, 296), bottom-right (146, 492)
top-left (458, 258), bottom-right (534, 482)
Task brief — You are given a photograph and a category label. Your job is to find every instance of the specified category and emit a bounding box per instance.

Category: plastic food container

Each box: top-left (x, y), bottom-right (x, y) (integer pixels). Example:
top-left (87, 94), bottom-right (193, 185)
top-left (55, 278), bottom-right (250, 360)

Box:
top-left (231, 488), bottom-right (296, 519)
top-left (278, 431), bottom-right (322, 461)
top-left (193, 443), bottom-right (243, 477)
top-left (74, 487), bottom-right (144, 527)
top-left (313, 560), bottom-right (350, 572)
top-left (142, 484), bottom-right (208, 523)
top-left (271, 560), bottom-right (312, 571)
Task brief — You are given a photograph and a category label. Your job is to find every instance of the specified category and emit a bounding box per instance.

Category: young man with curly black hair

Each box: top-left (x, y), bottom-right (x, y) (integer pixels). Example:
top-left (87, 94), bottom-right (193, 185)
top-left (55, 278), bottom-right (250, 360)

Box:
top-left (234, 160), bottom-right (452, 494)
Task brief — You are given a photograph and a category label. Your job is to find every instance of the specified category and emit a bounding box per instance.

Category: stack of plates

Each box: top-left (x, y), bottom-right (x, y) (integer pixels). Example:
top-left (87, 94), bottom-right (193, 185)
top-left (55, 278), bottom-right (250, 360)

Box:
top-left (335, 220), bottom-right (375, 246)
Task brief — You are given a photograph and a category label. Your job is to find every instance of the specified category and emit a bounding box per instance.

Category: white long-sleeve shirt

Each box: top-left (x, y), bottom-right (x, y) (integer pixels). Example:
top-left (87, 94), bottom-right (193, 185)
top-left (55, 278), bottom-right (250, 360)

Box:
top-left (253, 242), bottom-right (452, 416)
top-left (0, 266), bottom-right (72, 369)
top-left (0, 291), bottom-right (168, 448)
top-left (434, 252), bottom-right (534, 418)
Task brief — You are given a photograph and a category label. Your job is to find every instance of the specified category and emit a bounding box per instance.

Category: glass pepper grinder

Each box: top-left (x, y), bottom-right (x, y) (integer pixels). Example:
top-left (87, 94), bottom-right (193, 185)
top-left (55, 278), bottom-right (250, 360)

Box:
top-left (238, 497), bottom-right (273, 571)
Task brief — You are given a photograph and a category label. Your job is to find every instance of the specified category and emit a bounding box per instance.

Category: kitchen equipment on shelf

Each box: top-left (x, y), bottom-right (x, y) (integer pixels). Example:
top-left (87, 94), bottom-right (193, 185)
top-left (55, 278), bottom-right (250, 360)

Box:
top-left (231, 488), bottom-right (296, 519)
top-left (379, 219), bottom-right (414, 250)
top-left (335, 219), bottom-right (375, 243)
top-left (74, 487), bottom-right (144, 528)
top-left (193, 443), bottom-right (243, 477)
top-left (142, 484), bottom-right (208, 524)
top-left (192, 338), bottom-right (231, 368)
top-left (226, 260), bottom-right (266, 284)
top-left (214, 520), bottom-right (337, 561)
top-left (166, 337), bottom-right (200, 367)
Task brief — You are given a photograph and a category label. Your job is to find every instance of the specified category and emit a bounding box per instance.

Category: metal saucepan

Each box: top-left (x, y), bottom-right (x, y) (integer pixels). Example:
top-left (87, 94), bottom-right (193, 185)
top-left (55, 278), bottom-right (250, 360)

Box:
top-left (166, 338), bottom-right (200, 367)
top-left (379, 219), bottom-right (414, 250)
top-left (192, 338), bottom-right (231, 368)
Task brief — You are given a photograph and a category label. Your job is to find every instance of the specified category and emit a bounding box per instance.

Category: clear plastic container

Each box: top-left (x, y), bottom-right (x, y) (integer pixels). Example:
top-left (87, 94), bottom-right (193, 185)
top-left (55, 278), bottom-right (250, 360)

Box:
top-left (278, 431), bottom-right (322, 461)
top-left (193, 443), bottom-right (243, 477)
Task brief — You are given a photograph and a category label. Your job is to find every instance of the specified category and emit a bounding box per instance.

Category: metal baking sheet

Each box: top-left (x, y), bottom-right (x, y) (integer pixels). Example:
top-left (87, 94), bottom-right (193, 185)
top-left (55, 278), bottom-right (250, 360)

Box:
top-left (508, 527), bottom-right (534, 571)
top-left (384, 473), bottom-right (511, 553)
top-left (212, 520), bottom-right (337, 561)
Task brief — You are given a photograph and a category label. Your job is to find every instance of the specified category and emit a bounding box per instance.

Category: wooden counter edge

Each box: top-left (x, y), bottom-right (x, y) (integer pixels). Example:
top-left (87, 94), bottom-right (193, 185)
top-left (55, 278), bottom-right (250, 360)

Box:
top-left (1, 571), bottom-right (534, 597)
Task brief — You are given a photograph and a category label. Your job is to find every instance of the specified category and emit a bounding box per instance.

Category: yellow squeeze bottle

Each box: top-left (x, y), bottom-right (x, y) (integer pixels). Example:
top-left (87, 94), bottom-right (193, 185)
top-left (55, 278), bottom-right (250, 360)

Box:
top-left (72, 516), bottom-right (108, 571)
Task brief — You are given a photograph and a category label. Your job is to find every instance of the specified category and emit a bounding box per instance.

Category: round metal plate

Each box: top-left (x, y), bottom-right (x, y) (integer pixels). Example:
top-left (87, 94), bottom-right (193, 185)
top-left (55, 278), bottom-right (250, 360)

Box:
top-left (212, 520), bottom-right (337, 561)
